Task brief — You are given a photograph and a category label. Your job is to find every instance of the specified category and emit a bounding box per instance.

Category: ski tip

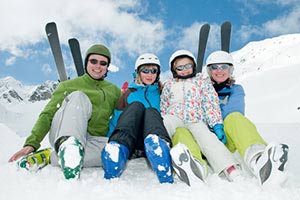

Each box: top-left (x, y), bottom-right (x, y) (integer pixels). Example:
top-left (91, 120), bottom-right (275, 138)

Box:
top-left (221, 21), bottom-right (231, 26)
top-left (45, 22), bottom-right (56, 28)
top-left (201, 23), bottom-right (210, 29)
top-left (45, 22), bottom-right (57, 33)
top-left (68, 38), bottom-right (78, 42)
top-left (200, 23), bottom-right (210, 33)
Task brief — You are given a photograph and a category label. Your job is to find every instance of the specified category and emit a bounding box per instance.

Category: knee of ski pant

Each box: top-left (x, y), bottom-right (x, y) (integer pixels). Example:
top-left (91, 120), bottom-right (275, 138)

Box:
top-left (145, 107), bottom-right (161, 117)
top-left (224, 112), bottom-right (244, 124)
top-left (172, 127), bottom-right (203, 162)
top-left (128, 101), bottom-right (145, 111)
top-left (223, 112), bottom-right (267, 155)
top-left (63, 91), bottom-right (92, 113)
top-left (67, 91), bottom-right (90, 103)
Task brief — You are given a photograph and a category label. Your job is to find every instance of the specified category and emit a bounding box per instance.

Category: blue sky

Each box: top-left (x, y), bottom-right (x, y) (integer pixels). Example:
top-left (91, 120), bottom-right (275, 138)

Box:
top-left (0, 0), bottom-right (299, 86)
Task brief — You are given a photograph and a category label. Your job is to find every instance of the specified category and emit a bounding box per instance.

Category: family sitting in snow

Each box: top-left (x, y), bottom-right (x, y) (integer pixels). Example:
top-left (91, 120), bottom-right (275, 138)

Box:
top-left (9, 44), bottom-right (289, 187)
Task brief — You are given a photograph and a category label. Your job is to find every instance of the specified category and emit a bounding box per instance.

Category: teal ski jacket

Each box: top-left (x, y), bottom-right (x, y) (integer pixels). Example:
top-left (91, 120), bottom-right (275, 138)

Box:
top-left (107, 81), bottom-right (160, 137)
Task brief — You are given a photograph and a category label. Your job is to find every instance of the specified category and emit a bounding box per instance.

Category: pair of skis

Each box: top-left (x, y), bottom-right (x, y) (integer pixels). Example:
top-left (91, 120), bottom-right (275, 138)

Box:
top-left (46, 21), bottom-right (231, 81)
top-left (196, 21), bottom-right (232, 73)
top-left (45, 22), bottom-right (84, 82)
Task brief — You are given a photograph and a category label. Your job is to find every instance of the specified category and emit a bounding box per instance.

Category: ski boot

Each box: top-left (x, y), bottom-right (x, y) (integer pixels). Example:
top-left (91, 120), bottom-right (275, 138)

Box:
top-left (144, 134), bottom-right (174, 184)
top-left (18, 148), bottom-right (51, 172)
top-left (58, 136), bottom-right (84, 180)
top-left (253, 142), bottom-right (289, 185)
top-left (170, 143), bottom-right (207, 186)
top-left (101, 141), bottom-right (129, 179)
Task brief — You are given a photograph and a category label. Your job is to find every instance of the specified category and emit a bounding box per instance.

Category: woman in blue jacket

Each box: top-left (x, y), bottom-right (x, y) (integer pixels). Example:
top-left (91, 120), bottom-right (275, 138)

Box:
top-left (205, 50), bottom-right (289, 186)
top-left (101, 53), bottom-right (173, 184)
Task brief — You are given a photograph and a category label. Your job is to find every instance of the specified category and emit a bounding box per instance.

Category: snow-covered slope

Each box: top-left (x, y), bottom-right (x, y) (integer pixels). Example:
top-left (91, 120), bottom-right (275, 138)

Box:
top-left (1, 122), bottom-right (300, 200)
top-left (232, 34), bottom-right (300, 123)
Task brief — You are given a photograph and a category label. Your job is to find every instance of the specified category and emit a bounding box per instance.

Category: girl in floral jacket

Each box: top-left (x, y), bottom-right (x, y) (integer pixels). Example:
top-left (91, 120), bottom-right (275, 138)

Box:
top-left (161, 50), bottom-right (239, 186)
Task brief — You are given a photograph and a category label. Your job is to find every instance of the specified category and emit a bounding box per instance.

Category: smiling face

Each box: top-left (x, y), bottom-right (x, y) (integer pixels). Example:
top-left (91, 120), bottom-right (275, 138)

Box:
top-left (173, 57), bottom-right (194, 77)
top-left (209, 64), bottom-right (230, 84)
top-left (138, 65), bottom-right (158, 85)
top-left (86, 54), bottom-right (109, 80)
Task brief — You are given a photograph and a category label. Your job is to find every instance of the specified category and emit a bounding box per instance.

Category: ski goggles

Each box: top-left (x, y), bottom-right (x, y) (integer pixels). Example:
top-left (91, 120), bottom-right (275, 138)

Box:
top-left (89, 59), bottom-right (108, 66)
top-left (209, 64), bottom-right (230, 70)
top-left (140, 68), bottom-right (158, 74)
top-left (175, 63), bottom-right (193, 71)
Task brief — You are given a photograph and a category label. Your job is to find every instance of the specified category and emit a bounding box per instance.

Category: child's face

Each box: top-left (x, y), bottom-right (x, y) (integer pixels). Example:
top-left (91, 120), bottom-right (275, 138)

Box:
top-left (139, 65), bottom-right (158, 85)
top-left (173, 57), bottom-right (194, 77)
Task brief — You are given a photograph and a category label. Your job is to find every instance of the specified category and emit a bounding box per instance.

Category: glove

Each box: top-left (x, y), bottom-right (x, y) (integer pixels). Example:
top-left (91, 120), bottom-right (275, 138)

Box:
top-left (213, 124), bottom-right (227, 144)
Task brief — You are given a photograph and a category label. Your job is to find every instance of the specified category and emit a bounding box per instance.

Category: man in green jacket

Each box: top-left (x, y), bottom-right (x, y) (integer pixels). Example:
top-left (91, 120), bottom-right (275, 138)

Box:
top-left (9, 44), bottom-right (121, 180)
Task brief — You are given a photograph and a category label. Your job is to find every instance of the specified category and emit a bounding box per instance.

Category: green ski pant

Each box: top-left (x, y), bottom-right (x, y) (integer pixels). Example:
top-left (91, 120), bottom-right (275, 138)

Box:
top-left (172, 127), bottom-right (207, 166)
top-left (223, 112), bottom-right (267, 158)
top-left (172, 112), bottom-right (266, 162)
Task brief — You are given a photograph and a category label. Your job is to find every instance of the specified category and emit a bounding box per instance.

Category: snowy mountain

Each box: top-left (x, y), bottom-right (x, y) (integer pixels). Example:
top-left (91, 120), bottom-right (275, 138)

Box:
top-left (28, 80), bottom-right (58, 102)
top-left (232, 33), bottom-right (300, 123)
top-left (0, 76), bottom-right (57, 103)
top-left (0, 34), bottom-right (300, 200)
top-left (233, 34), bottom-right (300, 76)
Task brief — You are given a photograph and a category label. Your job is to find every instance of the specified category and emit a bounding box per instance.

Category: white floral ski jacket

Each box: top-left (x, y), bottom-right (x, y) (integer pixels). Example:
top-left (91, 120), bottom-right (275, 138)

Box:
top-left (160, 73), bottom-right (223, 128)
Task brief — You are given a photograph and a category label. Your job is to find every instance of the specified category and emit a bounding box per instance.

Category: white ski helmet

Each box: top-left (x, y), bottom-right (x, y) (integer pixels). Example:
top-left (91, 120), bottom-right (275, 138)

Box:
top-left (206, 51), bottom-right (234, 77)
top-left (169, 50), bottom-right (197, 78)
top-left (134, 53), bottom-right (161, 82)
top-left (135, 53), bottom-right (160, 71)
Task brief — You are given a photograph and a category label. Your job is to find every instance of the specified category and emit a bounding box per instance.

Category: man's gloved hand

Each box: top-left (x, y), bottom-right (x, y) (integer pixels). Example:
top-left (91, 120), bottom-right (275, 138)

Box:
top-left (213, 124), bottom-right (227, 144)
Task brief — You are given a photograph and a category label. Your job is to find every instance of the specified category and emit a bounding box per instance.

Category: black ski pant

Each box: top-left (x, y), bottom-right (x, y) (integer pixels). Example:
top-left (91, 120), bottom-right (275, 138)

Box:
top-left (109, 102), bottom-right (171, 157)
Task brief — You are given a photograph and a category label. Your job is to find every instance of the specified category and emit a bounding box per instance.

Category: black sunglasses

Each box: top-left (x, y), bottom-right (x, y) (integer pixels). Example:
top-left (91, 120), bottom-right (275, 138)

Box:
top-left (175, 63), bottom-right (193, 71)
top-left (140, 68), bottom-right (158, 74)
top-left (89, 59), bottom-right (108, 66)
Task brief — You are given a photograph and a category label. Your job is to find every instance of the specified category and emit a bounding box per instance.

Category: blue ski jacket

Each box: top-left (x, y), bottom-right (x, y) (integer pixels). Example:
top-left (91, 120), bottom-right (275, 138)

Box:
top-left (217, 84), bottom-right (245, 119)
top-left (107, 81), bottom-right (161, 137)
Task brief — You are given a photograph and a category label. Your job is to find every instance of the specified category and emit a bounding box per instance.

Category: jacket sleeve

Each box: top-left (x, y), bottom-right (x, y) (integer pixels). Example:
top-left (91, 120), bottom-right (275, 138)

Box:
top-left (107, 109), bottom-right (122, 138)
top-left (201, 77), bottom-right (223, 128)
top-left (220, 84), bottom-right (245, 119)
top-left (106, 89), bottom-right (131, 137)
top-left (160, 82), bottom-right (171, 115)
top-left (24, 82), bottom-right (68, 150)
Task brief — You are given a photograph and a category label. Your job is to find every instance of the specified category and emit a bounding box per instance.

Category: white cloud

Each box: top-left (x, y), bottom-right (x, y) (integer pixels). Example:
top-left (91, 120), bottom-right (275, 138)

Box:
top-left (42, 64), bottom-right (52, 75)
top-left (176, 22), bottom-right (230, 54)
top-left (175, 22), bottom-right (201, 53)
top-left (5, 57), bottom-right (16, 66)
top-left (236, 0), bottom-right (300, 41)
top-left (0, 0), bottom-right (167, 68)
top-left (108, 64), bottom-right (119, 72)
top-left (262, 7), bottom-right (300, 36)
top-left (236, 25), bottom-right (262, 42)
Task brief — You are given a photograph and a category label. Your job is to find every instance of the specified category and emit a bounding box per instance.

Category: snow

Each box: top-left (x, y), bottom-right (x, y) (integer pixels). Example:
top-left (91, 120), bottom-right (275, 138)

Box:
top-left (105, 143), bottom-right (120, 163)
top-left (1, 34), bottom-right (300, 199)
top-left (60, 137), bottom-right (83, 168)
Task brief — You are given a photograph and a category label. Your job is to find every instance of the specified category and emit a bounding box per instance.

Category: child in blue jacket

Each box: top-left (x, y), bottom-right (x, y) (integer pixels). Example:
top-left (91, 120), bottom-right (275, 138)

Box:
top-left (102, 53), bottom-right (173, 184)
